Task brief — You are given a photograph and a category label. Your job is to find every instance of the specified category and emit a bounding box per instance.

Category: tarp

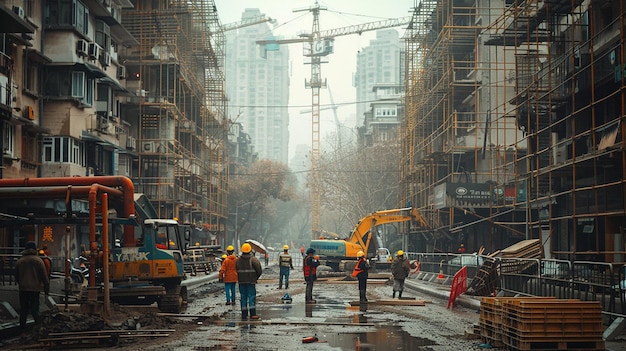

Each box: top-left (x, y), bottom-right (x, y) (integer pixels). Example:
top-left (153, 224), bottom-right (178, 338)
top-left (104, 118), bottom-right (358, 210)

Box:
top-left (244, 239), bottom-right (267, 255)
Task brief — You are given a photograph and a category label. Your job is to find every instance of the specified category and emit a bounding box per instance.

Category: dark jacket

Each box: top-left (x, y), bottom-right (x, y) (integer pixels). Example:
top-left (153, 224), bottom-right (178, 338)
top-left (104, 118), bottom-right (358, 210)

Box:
top-left (303, 256), bottom-right (320, 282)
top-left (235, 252), bottom-right (262, 284)
top-left (391, 256), bottom-right (410, 280)
top-left (15, 249), bottom-right (50, 294)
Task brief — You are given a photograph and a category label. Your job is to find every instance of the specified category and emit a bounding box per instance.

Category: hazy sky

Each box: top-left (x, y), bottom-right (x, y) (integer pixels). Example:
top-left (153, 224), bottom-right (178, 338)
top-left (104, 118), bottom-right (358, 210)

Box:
top-left (213, 0), bottom-right (415, 159)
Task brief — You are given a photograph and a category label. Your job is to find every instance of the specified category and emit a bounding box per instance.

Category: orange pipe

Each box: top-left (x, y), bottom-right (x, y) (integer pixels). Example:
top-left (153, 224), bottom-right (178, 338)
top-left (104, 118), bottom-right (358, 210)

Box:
top-left (0, 176), bottom-right (136, 246)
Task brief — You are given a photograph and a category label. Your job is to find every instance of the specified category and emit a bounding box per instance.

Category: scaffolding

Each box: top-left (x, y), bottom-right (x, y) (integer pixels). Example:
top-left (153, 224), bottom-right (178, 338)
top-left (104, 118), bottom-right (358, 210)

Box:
top-left (122, 0), bottom-right (228, 239)
top-left (402, 0), bottom-right (626, 262)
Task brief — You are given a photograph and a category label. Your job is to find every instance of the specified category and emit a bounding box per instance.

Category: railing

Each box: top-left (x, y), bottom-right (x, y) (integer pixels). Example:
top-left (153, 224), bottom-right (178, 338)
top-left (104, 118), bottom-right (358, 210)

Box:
top-left (408, 252), bottom-right (626, 321)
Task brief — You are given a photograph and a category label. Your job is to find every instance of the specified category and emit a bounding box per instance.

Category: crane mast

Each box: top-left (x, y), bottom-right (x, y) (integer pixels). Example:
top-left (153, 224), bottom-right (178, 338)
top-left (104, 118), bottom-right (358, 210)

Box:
top-left (257, 2), bottom-right (412, 238)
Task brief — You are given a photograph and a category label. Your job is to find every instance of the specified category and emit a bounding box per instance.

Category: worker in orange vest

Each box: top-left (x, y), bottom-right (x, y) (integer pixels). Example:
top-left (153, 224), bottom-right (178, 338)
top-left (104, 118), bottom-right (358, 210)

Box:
top-left (351, 251), bottom-right (370, 302)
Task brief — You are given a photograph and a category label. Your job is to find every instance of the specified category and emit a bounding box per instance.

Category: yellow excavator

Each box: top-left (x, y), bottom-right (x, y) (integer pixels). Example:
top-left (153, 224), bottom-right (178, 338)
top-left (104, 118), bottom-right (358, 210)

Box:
top-left (309, 207), bottom-right (429, 271)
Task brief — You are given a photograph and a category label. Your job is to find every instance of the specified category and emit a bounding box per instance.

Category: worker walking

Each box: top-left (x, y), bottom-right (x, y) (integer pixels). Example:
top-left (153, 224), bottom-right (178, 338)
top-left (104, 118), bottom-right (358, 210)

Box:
top-left (303, 248), bottom-right (320, 304)
top-left (352, 251), bottom-right (370, 302)
top-left (278, 245), bottom-right (294, 289)
top-left (236, 243), bottom-right (262, 320)
top-left (15, 241), bottom-right (50, 329)
top-left (219, 245), bottom-right (238, 306)
top-left (391, 250), bottom-right (410, 298)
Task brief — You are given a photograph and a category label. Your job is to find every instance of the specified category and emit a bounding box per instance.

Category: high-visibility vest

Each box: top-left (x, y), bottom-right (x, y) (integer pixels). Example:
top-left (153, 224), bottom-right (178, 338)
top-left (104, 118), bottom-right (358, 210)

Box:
top-left (303, 257), bottom-right (317, 278)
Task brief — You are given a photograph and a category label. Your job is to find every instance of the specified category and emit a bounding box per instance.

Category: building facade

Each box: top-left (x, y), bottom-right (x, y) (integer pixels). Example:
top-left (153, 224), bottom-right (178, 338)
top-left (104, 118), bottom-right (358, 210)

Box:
top-left (402, 0), bottom-right (626, 263)
top-left (354, 29), bottom-right (404, 125)
top-left (0, 0), bottom-right (228, 249)
top-left (224, 8), bottom-right (290, 164)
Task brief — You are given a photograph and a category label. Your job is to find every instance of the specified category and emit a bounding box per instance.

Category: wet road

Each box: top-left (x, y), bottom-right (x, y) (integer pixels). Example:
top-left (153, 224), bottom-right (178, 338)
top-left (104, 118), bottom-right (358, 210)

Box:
top-left (119, 266), bottom-right (484, 351)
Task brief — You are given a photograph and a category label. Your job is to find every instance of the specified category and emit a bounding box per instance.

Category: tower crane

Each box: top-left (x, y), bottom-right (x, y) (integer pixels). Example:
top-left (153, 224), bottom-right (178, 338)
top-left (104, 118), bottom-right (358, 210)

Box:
top-left (257, 1), bottom-right (412, 237)
top-left (300, 85), bottom-right (344, 148)
top-left (220, 15), bottom-right (276, 33)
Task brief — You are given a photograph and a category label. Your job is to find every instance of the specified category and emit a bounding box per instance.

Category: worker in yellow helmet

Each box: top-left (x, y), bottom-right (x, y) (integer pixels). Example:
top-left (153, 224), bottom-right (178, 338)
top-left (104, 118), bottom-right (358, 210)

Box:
top-left (391, 249), bottom-right (410, 299)
top-left (278, 245), bottom-right (294, 289)
top-left (351, 250), bottom-right (370, 303)
top-left (219, 245), bottom-right (238, 306)
top-left (235, 243), bottom-right (262, 320)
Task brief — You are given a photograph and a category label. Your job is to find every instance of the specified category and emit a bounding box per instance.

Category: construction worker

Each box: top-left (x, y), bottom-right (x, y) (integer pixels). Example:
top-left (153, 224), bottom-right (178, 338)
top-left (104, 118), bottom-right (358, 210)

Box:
top-left (391, 250), bottom-right (410, 298)
top-left (458, 244), bottom-right (466, 254)
top-left (303, 248), bottom-right (320, 304)
top-left (38, 249), bottom-right (52, 279)
top-left (15, 242), bottom-right (49, 329)
top-left (219, 245), bottom-right (238, 306)
top-left (351, 251), bottom-right (370, 302)
top-left (236, 243), bottom-right (262, 320)
top-left (278, 245), bottom-right (294, 289)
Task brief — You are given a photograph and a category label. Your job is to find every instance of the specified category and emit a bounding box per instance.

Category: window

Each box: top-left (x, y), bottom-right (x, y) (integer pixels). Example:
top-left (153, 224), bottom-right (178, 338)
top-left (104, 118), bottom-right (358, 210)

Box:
top-left (45, 0), bottom-right (89, 36)
top-left (71, 71), bottom-right (84, 98)
top-left (3, 123), bottom-right (15, 157)
top-left (42, 136), bottom-right (85, 165)
top-left (24, 59), bottom-right (39, 94)
top-left (22, 132), bottom-right (41, 164)
top-left (95, 20), bottom-right (110, 51)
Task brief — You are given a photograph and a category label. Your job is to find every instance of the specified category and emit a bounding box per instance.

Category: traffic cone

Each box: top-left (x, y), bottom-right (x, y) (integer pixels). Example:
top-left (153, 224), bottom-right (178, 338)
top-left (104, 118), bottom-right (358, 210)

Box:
top-left (437, 261), bottom-right (444, 279)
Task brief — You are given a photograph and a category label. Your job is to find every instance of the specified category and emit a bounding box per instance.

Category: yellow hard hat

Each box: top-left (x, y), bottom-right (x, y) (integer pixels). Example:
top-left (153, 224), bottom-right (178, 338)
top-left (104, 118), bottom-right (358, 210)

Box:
top-left (241, 243), bottom-right (252, 253)
top-left (221, 254), bottom-right (227, 259)
top-left (357, 251), bottom-right (365, 258)
top-left (226, 245), bottom-right (234, 252)
top-left (38, 249), bottom-right (45, 255)
top-left (283, 245), bottom-right (289, 250)
top-left (397, 250), bottom-right (404, 256)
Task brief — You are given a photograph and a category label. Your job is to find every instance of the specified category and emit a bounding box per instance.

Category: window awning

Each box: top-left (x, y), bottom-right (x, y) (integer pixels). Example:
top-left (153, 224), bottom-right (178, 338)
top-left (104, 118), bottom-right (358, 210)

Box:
top-left (0, 5), bottom-right (35, 33)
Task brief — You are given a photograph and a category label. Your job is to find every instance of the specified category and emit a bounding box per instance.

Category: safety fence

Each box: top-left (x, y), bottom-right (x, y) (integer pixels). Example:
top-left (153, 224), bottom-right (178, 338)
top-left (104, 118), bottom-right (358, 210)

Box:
top-left (407, 252), bottom-right (626, 321)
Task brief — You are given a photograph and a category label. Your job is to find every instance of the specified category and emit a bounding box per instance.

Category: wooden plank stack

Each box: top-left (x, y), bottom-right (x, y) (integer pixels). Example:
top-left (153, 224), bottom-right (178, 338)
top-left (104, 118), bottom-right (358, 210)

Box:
top-left (479, 297), bottom-right (605, 350)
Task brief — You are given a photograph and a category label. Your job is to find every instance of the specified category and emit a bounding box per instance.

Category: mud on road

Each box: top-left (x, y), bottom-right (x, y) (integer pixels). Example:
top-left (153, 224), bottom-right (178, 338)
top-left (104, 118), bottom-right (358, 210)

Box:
top-left (2, 266), bottom-right (484, 350)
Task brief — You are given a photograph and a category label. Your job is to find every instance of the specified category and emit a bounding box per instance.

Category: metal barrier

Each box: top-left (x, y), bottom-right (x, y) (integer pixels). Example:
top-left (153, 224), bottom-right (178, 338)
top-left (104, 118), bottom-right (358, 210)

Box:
top-left (407, 251), bottom-right (626, 321)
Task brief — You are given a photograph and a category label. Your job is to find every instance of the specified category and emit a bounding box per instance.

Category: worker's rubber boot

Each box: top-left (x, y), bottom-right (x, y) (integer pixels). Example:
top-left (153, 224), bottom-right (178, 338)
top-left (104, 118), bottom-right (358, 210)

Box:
top-left (241, 310), bottom-right (248, 320)
top-left (250, 308), bottom-right (258, 319)
top-left (392, 291), bottom-right (396, 298)
top-left (398, 291), bottom-right (403, 299)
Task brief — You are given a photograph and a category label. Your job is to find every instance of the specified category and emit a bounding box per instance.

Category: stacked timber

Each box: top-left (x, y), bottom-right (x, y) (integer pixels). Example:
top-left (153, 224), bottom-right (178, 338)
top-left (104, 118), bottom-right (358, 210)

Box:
top-left (497, 239), bottom-right (543, 274)
top-left (479, 297), bottom-right (605, 351)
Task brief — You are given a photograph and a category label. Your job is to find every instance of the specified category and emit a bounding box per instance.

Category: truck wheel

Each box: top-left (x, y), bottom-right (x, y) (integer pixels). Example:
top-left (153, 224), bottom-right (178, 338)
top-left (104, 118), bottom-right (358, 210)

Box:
top-left (158, 285), bottom-right (183, 313)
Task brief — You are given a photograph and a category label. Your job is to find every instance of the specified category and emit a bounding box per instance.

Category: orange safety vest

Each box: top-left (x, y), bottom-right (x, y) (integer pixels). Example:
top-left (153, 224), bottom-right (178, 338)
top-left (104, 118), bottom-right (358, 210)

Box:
top-left (351, 258), bottom-right (366, 278)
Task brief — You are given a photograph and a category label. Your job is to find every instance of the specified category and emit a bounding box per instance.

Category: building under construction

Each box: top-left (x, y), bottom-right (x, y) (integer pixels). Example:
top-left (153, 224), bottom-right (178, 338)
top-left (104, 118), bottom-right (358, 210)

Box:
top-left (402, 0), bottom-right (626, 263)
top-left (122, 0), bottom-right (228, 241)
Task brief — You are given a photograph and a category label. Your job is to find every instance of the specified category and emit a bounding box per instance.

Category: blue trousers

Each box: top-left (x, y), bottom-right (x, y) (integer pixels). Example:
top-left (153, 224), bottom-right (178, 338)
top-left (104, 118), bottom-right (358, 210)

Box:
top-left (279, 266), bottom-right (290, 288)
top-left (224, 282), bottom-right (236, 303)
top-left (238, 283), bottom-right (257, 318)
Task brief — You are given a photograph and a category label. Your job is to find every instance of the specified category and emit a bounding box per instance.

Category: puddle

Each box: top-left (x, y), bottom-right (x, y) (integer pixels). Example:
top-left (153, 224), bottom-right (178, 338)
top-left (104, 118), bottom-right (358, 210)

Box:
top-left (321, 326), bottom-right (436, 350)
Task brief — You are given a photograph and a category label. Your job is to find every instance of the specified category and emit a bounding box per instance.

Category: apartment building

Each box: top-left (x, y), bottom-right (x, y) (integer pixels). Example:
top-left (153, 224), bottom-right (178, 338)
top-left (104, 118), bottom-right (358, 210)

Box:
top-left (0, 0), bottom-right (228, 247)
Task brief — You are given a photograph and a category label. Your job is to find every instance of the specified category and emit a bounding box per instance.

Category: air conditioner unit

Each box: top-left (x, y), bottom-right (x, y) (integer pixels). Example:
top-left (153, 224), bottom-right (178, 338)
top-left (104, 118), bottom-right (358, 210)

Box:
top-left (88, 43), bottom-right (101, 60)
top-left (100, 51), bottom-right (111, 67)
top-left (12, 6), bottom-right (24, 18)
top-left (126, 136), bottom-right (136, 150)
top-left (76, 39), bottom-right (88, 57)
top-left (24, 106), bottom-right (34, 120)
top-left (142, 141), bottom-right (155, 152)
top-left (117, 65), bottom-right (126, 79)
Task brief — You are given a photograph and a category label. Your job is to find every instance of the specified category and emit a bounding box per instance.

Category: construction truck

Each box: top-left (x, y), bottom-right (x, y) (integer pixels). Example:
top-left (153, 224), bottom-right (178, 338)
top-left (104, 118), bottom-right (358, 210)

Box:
top-left (309, 207), bottom-right (428, 272)
top-left (0, 176), bottom-right (189, 313)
